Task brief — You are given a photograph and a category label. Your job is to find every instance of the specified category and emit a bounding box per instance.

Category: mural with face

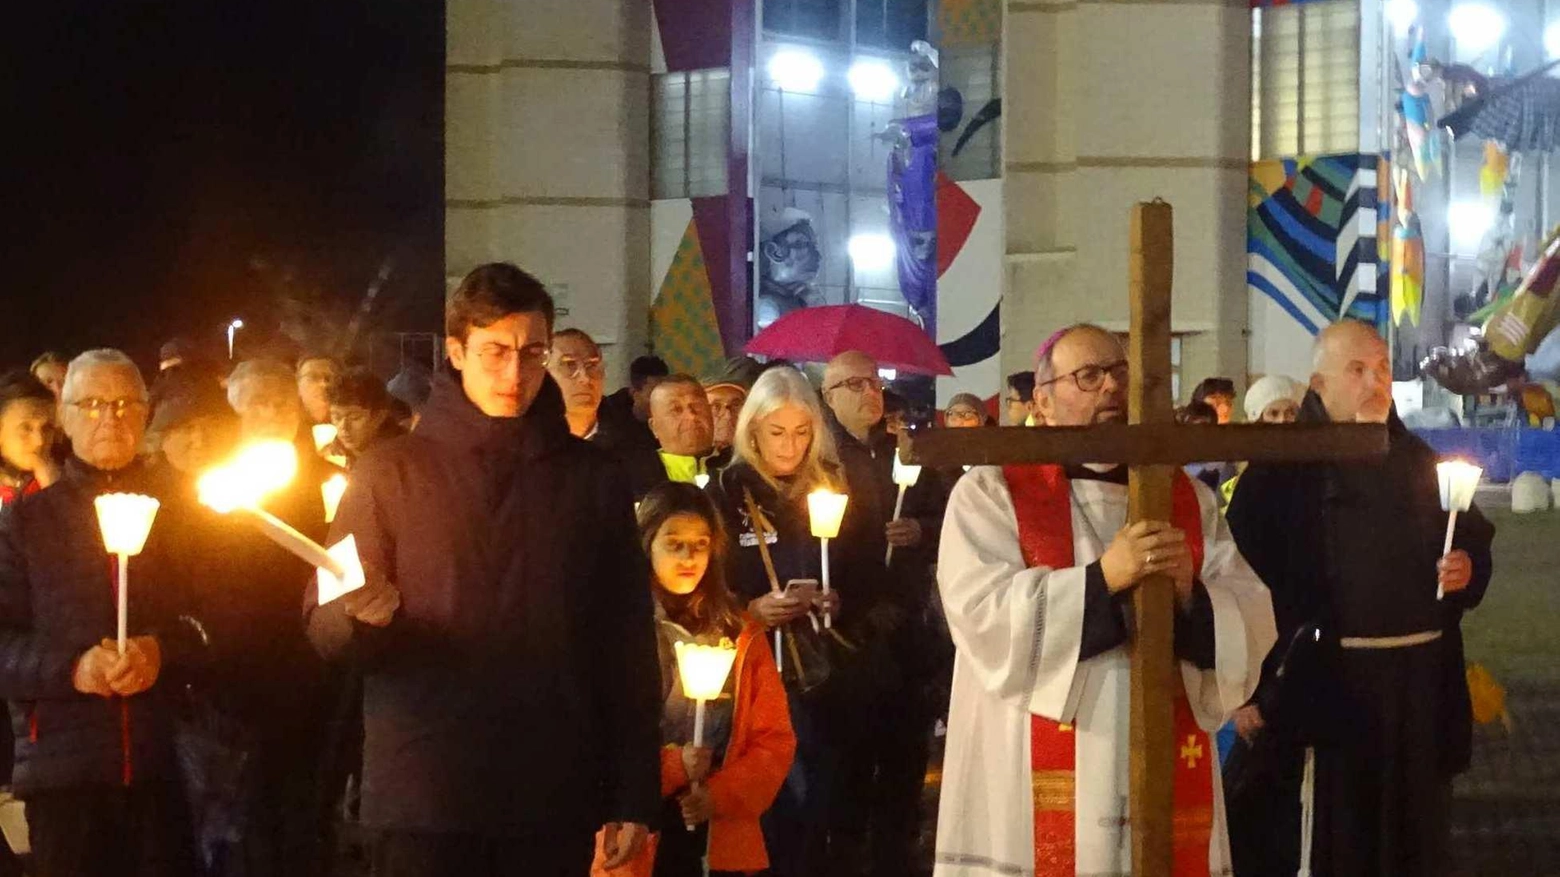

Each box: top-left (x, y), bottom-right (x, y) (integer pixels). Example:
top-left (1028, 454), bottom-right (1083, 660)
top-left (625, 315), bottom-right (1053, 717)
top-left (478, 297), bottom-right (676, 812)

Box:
top-left (757, 206), bottom-right (823, 330)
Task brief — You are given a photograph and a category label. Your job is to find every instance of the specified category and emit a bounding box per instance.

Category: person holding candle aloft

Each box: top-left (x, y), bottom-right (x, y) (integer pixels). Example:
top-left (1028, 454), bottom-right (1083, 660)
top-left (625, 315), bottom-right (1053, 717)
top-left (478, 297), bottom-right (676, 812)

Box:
top-left (307, 263), bottom-right (661, 877)
top-left (706, 366), bottom-right (856, 877)
top-left (592, 482), bottom-right (795, 877)
top-left (0, 349), bottom-right (208, 877)
top-left (1227, 321), bottom-right (1496, 877)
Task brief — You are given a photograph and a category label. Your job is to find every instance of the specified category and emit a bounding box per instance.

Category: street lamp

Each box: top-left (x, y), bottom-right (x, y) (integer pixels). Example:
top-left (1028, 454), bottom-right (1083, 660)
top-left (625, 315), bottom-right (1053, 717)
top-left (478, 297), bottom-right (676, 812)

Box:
top-left (226, 319), bottom-right (244, 360)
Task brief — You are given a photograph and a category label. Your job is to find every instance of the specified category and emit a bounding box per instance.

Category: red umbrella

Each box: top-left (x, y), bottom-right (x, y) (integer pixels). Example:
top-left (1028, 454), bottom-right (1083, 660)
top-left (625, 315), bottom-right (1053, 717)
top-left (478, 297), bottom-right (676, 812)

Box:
top-left (746, 304), bottom-right (952, 376)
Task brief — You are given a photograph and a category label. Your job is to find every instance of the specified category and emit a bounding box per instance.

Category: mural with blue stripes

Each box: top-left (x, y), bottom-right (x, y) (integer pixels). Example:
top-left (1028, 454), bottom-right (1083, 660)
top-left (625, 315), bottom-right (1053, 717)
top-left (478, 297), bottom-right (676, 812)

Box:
top-left (1247, 153), bottom-right (1388, 335)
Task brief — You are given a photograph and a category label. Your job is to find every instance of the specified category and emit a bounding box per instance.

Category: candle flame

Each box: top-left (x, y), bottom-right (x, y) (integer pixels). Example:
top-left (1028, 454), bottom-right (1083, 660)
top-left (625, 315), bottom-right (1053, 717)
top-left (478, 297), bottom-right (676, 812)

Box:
top-left (1436, 459), bottom-right (1483, 513)
top-left (198, 441), bottom-right (299, 513)
top-left (94, 493), bottom-right (161, 557)
top-left (674, 639), bottom-right (739, 701)
top-left (807, 488), bottom-right (849, 539)
top-left (892, 453), bottom-right (922, 487)
top-left (312, 424), bottom-right (339, 453)
top-left (321, 474), bottom-right (348, 524)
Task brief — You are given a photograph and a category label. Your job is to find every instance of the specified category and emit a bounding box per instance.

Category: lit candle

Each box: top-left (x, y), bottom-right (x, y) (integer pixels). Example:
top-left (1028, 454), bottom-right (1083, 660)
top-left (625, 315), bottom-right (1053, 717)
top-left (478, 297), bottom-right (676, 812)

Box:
top-left (1436, 460), bottom-right (1482, 600)
top-left (807, 489), bottom-right (848, 629)
top-left (885, 452), bottom-right (923, 566)
top-left (311, 424), bottom-right (338, 454)
top-left (199, 442), bottom-right (360, 587)
top-left (94, 494), bottom-right (161, 655)
top-left (321, 474), bottom-right (347, 524)
top-left (673, 639), bottom-right (739, 831)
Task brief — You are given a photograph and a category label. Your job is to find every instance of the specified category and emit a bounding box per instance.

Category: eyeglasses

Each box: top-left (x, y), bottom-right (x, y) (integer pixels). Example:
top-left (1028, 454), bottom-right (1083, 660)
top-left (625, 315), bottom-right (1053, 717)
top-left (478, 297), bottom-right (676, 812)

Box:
top-left (826, 376), bottom-right (884, 395)
top-left (68, 398), bottom-right (148, 421)
top-left (551, 355), bottom-right (604, 379)
top-left (946, 407), bottom-right (983, 422)
top-left (1039, 360), bottom-right (1128, 393)
top-left (473, 342), bottom-right (550, 373)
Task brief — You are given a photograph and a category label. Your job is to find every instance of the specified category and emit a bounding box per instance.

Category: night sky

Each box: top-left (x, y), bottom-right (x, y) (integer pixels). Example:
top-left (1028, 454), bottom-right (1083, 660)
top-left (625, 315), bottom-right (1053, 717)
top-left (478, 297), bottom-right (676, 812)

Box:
top-left (2, 1), bottom-right (445, 371)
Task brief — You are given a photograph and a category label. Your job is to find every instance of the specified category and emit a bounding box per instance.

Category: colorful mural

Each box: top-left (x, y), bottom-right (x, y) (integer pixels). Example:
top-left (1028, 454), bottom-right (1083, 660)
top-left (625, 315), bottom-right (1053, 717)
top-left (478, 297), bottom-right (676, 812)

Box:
top-left (1247, 153), bottom-right (1387, 336)
top-left (650, 218), bottom-right (727, 379)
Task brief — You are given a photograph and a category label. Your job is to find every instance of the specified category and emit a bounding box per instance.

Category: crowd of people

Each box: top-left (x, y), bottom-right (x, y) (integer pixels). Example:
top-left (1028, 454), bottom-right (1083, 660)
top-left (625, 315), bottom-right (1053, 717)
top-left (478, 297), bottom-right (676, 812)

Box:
top-left (0, 260), bottom-right (1496, 877)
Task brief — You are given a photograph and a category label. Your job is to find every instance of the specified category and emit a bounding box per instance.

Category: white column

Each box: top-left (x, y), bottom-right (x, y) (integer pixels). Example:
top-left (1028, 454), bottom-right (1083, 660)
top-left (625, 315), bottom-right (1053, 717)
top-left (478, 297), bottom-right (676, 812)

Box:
top-left (1002, 0), bottom-right (1251, 400)
top-left (445, 0), bottom-right (653, 386)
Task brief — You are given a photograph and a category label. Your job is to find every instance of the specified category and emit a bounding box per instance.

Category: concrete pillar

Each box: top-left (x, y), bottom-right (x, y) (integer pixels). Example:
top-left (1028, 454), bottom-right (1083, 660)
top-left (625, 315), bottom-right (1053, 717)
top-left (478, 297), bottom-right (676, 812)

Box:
top-left (1001, 0), bottom-right (1251, 402)
top-left (445, 0), bottom-right (653, 386)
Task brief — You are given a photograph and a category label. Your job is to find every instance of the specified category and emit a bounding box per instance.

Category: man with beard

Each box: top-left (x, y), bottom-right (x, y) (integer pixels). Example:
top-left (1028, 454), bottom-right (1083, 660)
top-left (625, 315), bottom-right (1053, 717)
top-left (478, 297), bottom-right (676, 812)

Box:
top-left (933, 324), bottom-right (1274, 877)
top-left (1226, 320), bottom-right (1494, 876)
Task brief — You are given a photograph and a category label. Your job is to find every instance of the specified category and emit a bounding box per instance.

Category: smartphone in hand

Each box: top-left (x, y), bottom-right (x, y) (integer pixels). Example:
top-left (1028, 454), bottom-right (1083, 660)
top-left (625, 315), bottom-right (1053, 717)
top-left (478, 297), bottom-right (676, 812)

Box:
top-left (783, 578), bottom-right (820, 603)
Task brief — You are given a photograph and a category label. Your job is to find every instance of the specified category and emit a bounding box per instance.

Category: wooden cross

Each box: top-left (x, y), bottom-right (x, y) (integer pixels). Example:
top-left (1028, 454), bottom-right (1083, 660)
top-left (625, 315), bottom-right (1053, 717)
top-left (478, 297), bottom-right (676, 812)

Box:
top-left (903, 201), bottom-right (1388, 876)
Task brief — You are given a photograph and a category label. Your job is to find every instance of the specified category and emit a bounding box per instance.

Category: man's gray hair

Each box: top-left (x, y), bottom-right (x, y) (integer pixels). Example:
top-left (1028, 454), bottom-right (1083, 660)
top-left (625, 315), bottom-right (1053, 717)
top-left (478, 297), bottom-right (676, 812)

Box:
top-left (62, 349), bottom-right (146, 404)
top-left (226, 359), bottom-right (298, 409)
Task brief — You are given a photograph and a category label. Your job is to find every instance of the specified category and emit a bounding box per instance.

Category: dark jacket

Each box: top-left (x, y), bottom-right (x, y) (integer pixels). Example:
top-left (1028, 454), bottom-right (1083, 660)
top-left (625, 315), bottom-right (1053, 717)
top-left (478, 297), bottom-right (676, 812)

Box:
top-left (0, 458), bottom-right (206, 796)
top-left (305, 372), bottom-right (661, 836)
top-left (596, 390), bottom-right (657, 457)
top-left (824, 415), bottom-right (946, 602)
top-left (1227, 392), bottom-right (1495, 772)
top-left (825, 415), bottom-right (952, 687)
top-left (706, 462), bottom-right (827, 608)
top-left (705, 460), bottom-right (889, 686)
top-left (165, 453), bottom-right (338, 738)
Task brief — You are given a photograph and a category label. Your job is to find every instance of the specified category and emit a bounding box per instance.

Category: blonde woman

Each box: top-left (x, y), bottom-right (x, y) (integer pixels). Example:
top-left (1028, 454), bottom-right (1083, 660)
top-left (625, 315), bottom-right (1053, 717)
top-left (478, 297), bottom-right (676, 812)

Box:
top-left (704, 365), bottom-right (858, 877)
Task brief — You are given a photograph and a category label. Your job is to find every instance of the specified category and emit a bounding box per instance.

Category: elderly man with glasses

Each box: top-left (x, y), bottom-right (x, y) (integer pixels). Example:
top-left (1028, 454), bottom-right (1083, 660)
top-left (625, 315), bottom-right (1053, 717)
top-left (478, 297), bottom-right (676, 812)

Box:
top-left (819, 350), bottom-right (952, 877)
top-left (0, 349), bottom-right (208, 877)
top-left (934, 324), bottom-right (1274, 877)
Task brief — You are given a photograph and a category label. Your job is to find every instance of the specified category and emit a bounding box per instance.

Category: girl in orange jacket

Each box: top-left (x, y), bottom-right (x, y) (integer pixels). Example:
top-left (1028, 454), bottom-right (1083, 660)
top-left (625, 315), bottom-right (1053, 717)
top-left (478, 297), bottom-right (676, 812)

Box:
top-left (594, 482), bottom-right (797, 877)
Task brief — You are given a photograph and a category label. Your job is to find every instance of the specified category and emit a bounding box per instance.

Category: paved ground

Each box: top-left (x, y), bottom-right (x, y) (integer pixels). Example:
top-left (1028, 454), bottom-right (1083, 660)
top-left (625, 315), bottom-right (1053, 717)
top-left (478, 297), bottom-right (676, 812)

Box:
top-left (1449, 502), bottom-right (1560, 875)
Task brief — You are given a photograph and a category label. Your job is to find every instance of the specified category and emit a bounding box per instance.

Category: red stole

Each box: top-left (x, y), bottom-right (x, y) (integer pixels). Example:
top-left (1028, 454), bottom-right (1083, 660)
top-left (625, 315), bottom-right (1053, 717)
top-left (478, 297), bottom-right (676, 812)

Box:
top-left (1002, 464), bottom-right (1215, 877)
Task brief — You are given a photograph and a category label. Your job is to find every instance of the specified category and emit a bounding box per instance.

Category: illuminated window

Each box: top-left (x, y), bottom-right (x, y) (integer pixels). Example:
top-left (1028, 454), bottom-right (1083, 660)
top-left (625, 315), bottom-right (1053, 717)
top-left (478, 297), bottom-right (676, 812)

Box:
top-left (1252, 0), bottom-right (1360, 159)
top-left (651, 70), bottom-right (731, 200)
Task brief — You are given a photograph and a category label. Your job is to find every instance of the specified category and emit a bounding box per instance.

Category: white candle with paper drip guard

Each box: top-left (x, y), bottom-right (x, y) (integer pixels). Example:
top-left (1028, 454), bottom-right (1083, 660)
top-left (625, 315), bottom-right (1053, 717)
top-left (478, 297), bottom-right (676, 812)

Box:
top-left (1436, 460), bottom-right (1483, 601)
top-left (94, 494), bottom-right (161, 655)
top-left (321, 474), bottom-right (348, 524)
top-left (673, 639), bottom-right (738, 832)
top-left (884, 453), bottom-right (922, 566)
top-left (198, 441), bottom-right (366, 604)
top-left (807, 489), bottom-right (848, 629)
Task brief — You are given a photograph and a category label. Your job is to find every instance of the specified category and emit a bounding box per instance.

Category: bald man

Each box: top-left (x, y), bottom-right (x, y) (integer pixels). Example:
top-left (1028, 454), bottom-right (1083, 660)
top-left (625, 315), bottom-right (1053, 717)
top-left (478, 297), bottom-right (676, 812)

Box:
top-left (935, 324), bottom-right (1275, 877)
top-left (1226, 320), bottom-right (1495, 876)
top-left (820, 350), bottom-right (950, 877)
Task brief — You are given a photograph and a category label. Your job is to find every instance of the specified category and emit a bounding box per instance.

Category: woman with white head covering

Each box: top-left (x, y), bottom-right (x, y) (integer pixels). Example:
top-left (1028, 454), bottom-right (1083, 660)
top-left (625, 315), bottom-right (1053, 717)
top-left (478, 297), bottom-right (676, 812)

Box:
top-left (1243, 374), bottom-right (1305, 424)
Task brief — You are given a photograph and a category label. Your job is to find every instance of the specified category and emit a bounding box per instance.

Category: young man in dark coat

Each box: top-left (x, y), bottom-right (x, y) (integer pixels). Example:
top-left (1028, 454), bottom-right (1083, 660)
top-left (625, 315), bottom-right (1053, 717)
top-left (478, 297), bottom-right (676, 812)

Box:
top-left (305, 263), bottom-right (661, 877)
top-left (1226, 321), bottom-right (1495, 877)
top-left (819, 350), bottom-right (950, 877)
top-left (0, 349), bottom-right (207, 877)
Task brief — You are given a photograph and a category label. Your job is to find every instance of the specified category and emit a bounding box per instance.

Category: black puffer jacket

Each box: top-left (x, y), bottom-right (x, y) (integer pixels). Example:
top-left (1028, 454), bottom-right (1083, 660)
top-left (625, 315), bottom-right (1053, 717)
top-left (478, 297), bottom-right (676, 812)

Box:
top-left (305, 372), bottom-right (661, 836)
top-left (0, 458), bottom-right (205, 796)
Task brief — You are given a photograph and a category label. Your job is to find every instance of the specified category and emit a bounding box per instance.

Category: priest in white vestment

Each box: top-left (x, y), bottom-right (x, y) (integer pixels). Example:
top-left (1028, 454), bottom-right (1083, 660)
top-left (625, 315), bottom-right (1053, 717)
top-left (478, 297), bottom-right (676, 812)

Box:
top-left (934, 325), bottom-right (1276, 877)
